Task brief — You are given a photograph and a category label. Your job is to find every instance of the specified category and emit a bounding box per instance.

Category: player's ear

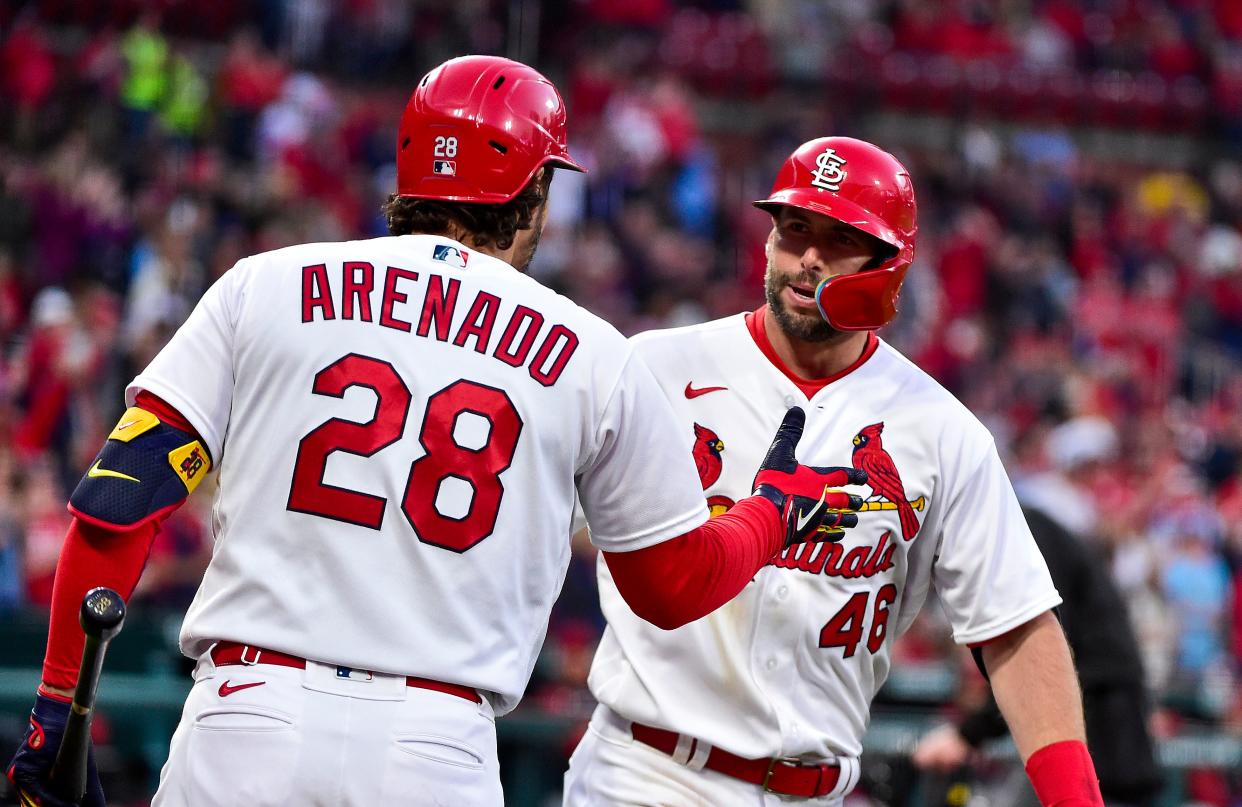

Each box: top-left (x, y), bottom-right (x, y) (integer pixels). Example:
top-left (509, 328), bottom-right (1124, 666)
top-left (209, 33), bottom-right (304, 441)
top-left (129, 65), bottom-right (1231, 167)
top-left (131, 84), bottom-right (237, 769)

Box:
top-left (529, 167), bottom-right (553, 210)
top-left (526, 169), bottom-right (553, 231)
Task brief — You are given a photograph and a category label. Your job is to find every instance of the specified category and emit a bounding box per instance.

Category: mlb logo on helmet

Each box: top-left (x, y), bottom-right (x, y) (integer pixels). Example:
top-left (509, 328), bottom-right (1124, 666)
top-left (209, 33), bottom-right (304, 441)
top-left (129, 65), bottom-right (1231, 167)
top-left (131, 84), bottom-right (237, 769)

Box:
top-left (432, 244), bottom-right (470, 268)
top-left (433, 160), bottom-right (456, 175)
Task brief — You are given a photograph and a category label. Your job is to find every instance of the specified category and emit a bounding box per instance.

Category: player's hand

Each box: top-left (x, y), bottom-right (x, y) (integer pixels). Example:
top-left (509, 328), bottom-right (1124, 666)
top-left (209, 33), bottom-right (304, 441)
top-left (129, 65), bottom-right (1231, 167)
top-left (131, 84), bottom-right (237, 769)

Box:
top-left (912, 723), bottom-right (973, 772)
top-left (6, 691), bottom-right (105, 807)
top-left (752, 406), bottom-right (867, 547)
top-left (914, 720), bottom-right (968, 769)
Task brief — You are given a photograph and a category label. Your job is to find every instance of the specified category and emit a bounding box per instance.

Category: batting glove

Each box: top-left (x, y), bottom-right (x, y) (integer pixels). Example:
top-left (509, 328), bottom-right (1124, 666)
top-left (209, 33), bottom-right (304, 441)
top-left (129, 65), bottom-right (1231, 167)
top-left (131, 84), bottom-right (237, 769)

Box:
top-left (6, 690), bottom-right (105, 807)
top-left (753, 406), bottom-right (868, 547)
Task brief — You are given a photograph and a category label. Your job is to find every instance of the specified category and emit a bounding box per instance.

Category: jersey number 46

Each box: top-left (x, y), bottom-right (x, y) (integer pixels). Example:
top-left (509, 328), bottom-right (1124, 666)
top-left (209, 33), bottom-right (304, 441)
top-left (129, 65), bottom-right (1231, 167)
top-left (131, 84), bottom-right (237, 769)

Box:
top-left (819, 584), bottom-right (897, 658)
top-left (286, 353), bottom-right (523, 553)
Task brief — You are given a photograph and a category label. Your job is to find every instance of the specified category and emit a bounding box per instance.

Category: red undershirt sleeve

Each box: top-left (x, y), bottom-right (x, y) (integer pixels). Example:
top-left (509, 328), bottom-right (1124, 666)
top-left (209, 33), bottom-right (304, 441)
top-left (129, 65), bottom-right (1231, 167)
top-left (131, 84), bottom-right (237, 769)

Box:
top-left (42, 391), bottom-right (201, 689)
top-left (602, 496), bottom-right (783, 630)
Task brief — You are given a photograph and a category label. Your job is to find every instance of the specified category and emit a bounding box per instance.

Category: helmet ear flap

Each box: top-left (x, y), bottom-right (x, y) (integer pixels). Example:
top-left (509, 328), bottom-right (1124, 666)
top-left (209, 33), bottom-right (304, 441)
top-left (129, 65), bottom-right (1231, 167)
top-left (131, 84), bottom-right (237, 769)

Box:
top-left (815, 263), bottom-right (908, 332)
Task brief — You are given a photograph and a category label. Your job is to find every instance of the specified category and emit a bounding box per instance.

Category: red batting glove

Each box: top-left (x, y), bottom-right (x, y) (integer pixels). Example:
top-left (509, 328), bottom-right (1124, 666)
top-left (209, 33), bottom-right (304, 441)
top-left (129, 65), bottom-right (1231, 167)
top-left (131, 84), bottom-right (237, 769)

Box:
top-left (751, 407), bottom-right (867, 547)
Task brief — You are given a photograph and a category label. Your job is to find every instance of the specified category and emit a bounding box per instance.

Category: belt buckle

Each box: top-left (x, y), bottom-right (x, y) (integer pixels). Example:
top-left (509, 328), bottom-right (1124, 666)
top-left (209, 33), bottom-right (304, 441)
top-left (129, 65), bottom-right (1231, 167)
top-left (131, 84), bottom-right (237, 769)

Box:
top-left (762, 757), bottom-right (839, 797)
top-left (239, 646), bottom-right (262, 665)
top-left (761, 757), bottom-right (801, 794)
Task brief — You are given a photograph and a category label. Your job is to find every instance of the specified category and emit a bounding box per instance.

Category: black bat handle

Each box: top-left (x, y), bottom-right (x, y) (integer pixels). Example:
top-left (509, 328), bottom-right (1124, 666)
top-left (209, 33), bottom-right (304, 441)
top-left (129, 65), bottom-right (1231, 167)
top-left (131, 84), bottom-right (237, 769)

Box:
top-left (49, 587), bottom-right (126, 805)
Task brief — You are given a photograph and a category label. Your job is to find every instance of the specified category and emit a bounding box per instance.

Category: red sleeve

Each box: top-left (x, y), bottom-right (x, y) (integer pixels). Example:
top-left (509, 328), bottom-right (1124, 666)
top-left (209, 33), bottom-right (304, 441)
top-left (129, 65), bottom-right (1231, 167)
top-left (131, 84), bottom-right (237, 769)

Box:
top-left (134, 390), bottom-right (198, 440)
top-left (602, 496), bottom-right (782, 630)
top-left (42, 392), bottom-right (203, 689)
top-left (42, 518), bottom-right (164, 688)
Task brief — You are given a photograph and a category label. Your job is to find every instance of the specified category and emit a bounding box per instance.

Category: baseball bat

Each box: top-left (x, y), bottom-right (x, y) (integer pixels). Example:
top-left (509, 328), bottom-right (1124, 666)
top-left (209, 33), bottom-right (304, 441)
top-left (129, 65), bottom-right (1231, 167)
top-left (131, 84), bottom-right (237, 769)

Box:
top-left (48, 587), bottom-right (126, 805)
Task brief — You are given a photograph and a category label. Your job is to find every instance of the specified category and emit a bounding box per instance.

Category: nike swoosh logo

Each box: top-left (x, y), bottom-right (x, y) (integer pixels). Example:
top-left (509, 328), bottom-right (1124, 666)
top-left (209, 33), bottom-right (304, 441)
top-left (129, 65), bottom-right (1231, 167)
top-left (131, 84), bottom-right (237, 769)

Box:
top-left (86, 460), bottom-right (140, 483)
top-left (116, 419), bottom-right (141, 431)
top-left (795, 487), bottom-right (829, 532)
top-left (685, 382), bottom-right (728, 399)
top-left (218, 680), bottom-right (266, 697)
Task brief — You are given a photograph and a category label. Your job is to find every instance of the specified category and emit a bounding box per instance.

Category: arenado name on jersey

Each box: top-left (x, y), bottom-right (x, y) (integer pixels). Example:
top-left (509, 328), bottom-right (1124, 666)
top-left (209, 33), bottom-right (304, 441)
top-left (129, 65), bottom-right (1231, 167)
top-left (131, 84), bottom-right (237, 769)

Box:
top-left (300, 258), bottom-right (580, 387)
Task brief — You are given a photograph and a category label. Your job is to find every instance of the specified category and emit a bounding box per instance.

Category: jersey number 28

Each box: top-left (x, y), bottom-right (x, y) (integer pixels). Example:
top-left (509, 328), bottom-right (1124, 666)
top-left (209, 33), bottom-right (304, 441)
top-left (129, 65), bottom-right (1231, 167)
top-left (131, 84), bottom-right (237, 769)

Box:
top-left (286, 353), bottom-right (523, 552)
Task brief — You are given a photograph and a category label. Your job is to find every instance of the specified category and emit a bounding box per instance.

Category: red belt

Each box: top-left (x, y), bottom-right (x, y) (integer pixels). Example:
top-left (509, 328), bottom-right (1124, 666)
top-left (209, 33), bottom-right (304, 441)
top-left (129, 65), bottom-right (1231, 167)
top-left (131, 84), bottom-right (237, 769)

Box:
top-left (210, 642), bottom-right (482, 704)
top-left (630, 721), bottom-right (840, 799)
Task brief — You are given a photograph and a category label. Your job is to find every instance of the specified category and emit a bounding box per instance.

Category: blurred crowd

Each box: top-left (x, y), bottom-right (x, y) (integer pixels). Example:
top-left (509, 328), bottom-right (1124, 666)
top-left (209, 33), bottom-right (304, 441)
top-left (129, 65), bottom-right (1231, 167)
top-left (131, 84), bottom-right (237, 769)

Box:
top-left (0, 0), bottom-right (1240, 800)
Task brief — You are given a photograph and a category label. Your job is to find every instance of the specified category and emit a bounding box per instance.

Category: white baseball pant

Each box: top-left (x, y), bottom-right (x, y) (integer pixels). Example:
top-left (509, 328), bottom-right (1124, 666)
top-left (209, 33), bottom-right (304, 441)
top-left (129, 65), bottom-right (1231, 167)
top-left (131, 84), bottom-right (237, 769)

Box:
top-left (152, 649), bottom-right (502, 806)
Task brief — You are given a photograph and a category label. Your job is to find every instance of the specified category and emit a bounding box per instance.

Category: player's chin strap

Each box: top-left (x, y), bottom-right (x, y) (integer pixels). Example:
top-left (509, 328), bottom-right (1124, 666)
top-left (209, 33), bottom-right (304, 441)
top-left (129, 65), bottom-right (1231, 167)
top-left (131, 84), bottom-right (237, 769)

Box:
top-left (68, 407), bottom-right (212, 530)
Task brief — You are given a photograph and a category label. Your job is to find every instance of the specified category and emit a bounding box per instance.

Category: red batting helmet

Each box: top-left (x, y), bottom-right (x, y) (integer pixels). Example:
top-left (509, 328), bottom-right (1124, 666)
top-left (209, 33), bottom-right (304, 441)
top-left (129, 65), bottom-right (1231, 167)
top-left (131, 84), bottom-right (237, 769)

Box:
top-left (754, 137), bottom-right (917, 331)
top-left (396, 55), bottom-right (585, 204)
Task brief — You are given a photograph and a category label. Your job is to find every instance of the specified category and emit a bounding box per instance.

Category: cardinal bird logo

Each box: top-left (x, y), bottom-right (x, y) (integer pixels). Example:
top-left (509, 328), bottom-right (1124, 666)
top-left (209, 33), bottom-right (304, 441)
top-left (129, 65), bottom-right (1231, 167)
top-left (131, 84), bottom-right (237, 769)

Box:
top-left (692, 423), bottom-right (725, 490)
top-left (852, 423), bottom-right (921, 541)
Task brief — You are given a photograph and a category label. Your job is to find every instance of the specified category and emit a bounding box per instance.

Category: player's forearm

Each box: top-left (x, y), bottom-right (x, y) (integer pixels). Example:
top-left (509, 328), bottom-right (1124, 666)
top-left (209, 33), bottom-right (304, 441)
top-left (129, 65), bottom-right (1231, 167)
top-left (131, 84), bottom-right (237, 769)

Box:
top-left (984, 610), bottom-right (1085, 760)
top-left (984, 610), bottom-right (1104, 806)
top-left (42, 517), bottom-right (159, 689)
top-left (603, 496), bottom-right (782, 630)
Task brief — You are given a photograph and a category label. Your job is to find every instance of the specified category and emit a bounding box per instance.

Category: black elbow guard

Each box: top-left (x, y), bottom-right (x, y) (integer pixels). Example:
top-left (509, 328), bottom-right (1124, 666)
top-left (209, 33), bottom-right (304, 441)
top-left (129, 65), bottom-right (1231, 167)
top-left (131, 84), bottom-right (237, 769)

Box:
top-left (69, 407), bottom-right (212, 529)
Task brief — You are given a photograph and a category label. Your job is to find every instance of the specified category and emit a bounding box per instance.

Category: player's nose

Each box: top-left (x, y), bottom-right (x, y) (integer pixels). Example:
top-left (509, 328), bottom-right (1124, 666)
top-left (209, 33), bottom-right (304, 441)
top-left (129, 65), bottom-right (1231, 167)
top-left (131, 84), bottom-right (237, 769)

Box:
top-left (799, 242), bottom-right (830, 274)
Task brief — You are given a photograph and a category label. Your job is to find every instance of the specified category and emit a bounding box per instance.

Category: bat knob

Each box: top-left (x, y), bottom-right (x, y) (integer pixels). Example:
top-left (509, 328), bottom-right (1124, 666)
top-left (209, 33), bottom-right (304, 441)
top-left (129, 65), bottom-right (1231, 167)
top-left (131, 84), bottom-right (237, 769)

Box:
top-left (80, 587), bottom-right (126, 640)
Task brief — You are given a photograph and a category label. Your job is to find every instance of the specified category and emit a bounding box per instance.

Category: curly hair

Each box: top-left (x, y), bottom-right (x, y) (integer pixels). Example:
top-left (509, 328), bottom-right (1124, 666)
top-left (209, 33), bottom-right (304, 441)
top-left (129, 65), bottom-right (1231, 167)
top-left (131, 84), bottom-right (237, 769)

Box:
top-left (382, 170), bottom-right (553, 251)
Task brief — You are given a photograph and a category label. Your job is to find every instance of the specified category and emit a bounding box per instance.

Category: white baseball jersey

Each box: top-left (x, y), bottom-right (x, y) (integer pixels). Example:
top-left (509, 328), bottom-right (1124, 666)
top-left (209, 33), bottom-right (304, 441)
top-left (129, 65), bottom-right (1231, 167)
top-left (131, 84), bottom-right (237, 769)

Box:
top-left (588, 312), bottom-right (1061, 759)
top-left (129, 234), bottom-right (709, 715)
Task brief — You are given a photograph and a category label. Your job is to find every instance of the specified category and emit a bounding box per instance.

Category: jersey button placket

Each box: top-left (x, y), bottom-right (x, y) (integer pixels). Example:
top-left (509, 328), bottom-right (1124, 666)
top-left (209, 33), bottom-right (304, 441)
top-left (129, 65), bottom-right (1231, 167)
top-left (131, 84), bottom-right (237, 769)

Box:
top-left (759, 581), bottom-right (794, 676)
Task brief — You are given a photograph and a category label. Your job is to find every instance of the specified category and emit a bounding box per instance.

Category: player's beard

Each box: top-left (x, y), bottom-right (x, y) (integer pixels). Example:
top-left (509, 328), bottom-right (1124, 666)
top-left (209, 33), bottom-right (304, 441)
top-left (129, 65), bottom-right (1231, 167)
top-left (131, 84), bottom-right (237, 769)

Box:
top-left (513, 202), bottom-right (548, 273)
top-left (764, 264), bottom-right (840, 343)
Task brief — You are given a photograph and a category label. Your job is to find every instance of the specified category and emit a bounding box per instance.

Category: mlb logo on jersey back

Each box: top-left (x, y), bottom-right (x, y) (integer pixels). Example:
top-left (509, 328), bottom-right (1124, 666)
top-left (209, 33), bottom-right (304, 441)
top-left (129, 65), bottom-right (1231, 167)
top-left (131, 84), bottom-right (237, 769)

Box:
top-left (433, 160), bottom-right (456, 175)
top-left (432, 244), bottom-right (470, 268)
top-left (336, 666), bottom-right (374, 682)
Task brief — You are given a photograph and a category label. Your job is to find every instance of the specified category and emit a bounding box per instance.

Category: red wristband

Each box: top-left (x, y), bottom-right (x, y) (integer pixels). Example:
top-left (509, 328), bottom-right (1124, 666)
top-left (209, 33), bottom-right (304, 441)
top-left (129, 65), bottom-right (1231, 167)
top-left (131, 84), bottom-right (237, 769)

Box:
top-left (1024, 740), bottom-right (1104, 807)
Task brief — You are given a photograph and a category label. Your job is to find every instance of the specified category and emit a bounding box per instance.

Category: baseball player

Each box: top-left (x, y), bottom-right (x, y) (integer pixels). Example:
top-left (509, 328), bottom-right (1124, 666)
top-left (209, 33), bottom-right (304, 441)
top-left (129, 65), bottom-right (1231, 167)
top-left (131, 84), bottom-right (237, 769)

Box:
top-left (565, 137), bottom-right (1107, 806)
top-left (5, 60), bottom-right (865, 807)
top-left (913, 507), bottom-right (1163, 805)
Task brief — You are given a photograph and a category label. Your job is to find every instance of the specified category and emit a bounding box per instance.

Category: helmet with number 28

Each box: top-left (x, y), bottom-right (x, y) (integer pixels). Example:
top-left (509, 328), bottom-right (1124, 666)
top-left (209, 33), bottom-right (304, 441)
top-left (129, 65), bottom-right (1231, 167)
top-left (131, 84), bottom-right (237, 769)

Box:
top-left (754, 137), bottom-right (918, 331)
top-left (396, 55), bottom-right (586, 204)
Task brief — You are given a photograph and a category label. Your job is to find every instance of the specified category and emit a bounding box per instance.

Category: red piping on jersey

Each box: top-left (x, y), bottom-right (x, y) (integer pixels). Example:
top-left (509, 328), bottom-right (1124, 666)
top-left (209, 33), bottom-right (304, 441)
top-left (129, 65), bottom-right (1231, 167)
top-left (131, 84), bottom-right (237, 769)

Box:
top-left (745, 306), bottom-right (878, 397)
